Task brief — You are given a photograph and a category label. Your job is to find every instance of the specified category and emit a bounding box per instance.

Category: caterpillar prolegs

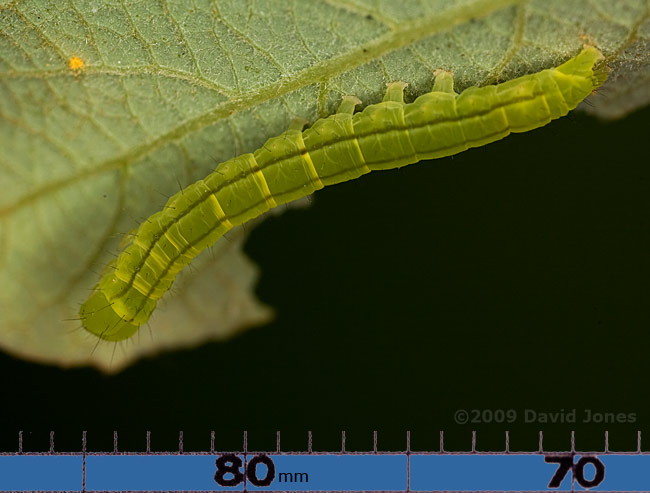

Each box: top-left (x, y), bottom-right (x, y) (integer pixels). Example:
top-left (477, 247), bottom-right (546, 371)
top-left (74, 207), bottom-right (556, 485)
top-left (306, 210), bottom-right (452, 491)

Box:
top-left (80, 47), bottom-right (607, 341)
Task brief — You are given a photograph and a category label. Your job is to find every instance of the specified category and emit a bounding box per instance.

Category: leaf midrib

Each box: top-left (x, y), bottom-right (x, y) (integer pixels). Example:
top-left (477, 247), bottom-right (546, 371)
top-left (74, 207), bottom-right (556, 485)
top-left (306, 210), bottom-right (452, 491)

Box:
top-left (0, 0), bottom-right (521, 218)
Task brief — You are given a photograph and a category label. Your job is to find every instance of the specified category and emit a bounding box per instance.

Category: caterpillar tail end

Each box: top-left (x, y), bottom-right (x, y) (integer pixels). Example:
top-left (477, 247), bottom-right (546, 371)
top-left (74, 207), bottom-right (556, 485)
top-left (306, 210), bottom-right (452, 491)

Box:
top-left (556, 46), bottom-right (602, 76)
top-left (559, 46), bottom-right (608, 88)
top-left (580, 45), bottom-right (608, 90)
top-left (553, 46), bottom-right (608, 110)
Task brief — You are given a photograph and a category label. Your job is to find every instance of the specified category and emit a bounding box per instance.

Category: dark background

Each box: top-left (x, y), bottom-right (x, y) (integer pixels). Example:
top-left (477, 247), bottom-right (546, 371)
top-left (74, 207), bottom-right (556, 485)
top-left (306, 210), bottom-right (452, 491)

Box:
top-left (1, 104), bottom-right (648, 455)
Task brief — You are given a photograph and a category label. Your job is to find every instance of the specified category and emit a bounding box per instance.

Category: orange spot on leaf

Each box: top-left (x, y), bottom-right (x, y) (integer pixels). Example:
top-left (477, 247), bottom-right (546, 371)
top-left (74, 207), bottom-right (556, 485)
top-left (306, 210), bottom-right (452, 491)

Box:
top-left (68, 56), bottom-right (84, 71)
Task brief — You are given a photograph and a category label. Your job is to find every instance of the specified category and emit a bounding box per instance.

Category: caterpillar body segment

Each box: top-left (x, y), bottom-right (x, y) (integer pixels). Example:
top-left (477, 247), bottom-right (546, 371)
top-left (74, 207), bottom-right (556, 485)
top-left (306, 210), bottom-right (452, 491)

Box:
top-left (80, 47), bottom-right (606, 341)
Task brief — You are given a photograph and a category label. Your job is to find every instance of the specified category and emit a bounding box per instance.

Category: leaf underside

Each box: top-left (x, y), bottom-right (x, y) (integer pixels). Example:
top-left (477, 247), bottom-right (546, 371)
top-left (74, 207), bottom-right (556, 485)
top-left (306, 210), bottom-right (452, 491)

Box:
top-left (0, 0), bottom-right (648, 372)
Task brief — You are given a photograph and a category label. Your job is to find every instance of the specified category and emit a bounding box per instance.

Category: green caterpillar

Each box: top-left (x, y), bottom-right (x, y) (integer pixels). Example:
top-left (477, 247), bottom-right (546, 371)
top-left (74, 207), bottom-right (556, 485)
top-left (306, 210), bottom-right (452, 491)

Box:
top-left (80, 47), bottom-right (607, 341)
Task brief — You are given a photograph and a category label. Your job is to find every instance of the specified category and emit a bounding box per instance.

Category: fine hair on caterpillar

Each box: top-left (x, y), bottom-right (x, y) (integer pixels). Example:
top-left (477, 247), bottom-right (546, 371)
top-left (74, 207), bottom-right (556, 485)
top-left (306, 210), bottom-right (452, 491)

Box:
top-left (79, 46), bottom-right (607, 341)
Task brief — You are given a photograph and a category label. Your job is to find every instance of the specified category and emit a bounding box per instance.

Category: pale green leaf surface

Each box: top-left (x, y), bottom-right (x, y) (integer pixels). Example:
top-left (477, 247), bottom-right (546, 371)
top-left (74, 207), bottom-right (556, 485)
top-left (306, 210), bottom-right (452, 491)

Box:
top-left (0, 0), bottom-right (648, 372)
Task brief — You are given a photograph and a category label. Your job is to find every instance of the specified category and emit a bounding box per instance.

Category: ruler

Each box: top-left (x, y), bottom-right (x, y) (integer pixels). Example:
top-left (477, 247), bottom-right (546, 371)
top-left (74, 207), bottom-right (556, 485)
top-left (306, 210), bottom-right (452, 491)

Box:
top-left (0, 431), bottom-right (648, 492)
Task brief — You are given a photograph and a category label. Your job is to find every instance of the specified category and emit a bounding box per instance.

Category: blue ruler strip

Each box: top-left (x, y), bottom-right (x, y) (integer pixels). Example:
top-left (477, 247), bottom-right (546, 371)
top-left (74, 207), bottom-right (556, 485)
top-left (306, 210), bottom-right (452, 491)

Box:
top-left (1, 431), bottom-right (648, 492)
top-left (2, 453), bottom-right (650, 491)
